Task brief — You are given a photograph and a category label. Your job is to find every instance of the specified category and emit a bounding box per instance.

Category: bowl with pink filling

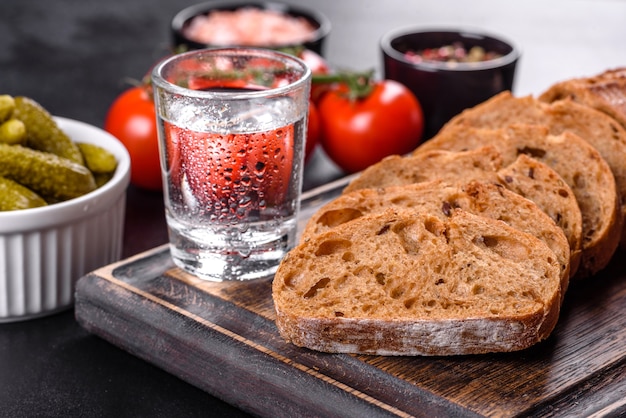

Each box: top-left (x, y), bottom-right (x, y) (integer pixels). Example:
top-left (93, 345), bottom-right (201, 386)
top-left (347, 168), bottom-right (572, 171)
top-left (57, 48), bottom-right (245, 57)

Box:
top-left (171, 1), bottom-right (331, 55)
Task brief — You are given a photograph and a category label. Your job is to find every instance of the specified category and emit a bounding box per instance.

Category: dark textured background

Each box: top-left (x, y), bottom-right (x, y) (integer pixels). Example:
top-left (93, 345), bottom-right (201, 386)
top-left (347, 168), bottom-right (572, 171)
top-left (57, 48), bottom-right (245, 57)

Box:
top-left (1, 0), bottom-right (625, 416)
top-left (1, 0), bottom-right (197, 127)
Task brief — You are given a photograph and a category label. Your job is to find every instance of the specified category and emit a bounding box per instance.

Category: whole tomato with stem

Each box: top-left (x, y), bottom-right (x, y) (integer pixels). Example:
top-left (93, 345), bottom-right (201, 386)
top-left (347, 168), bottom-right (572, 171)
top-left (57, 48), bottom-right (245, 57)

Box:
top-left (317, 71), bottom-right (424, 173)
top-left (104, 85), bottom-right (162, 191)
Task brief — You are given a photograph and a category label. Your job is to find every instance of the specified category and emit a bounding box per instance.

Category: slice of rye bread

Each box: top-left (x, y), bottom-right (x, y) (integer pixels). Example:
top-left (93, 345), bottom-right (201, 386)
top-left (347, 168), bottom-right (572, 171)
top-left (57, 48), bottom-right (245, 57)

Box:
top-left (539, 67), bottom-right (626, 132)
top-left (273, 208), bottom-right (563, 356)
top-left (344, 146), bottom-right (506, 193)
top-left (344, 146), bottom-right (583, 276)
top-left (414, 123), bottom-right (621, 279)
top-left (443, 90), bottom-right (626, 246)
top-left (301, 179), bottom-right (571, 293)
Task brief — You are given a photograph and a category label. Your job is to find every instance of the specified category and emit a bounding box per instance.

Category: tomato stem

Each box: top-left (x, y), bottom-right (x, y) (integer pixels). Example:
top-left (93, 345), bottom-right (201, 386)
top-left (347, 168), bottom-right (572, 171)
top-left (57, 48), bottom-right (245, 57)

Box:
top-left (312, 69), bottom-right (375, 101)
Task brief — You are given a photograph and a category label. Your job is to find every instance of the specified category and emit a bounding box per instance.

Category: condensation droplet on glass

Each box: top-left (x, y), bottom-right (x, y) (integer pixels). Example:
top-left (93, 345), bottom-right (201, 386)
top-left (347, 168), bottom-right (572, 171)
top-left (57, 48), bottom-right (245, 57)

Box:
top-left (236, 207), bottom-right (248, 218)
top-left (240, 195), bottom-right (252, 207)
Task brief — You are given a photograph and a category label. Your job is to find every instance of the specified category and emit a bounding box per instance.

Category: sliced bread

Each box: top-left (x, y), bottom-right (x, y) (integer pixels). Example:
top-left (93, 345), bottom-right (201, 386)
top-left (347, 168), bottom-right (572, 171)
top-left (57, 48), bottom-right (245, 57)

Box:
top-left (414, 123), bottom-right (621, 278)
top-left (344, 146), bottom-right (504, 194)
top-left (344, 146), bottom-right (583, 276)
top-left (496, 153), bottom-right (582, 268)
top-left (539, 67), bottom-right (626, 131)
top-left (443, 91), bottom-right (626, 247)
top-left (301, 179), bottom-right (571, 292)
top-left (273, 208), bottom-right (563, 356)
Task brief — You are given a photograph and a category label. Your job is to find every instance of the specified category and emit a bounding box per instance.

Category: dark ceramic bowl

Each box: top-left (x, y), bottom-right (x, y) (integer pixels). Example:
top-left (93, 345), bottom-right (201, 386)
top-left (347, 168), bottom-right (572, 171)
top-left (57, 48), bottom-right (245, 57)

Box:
top-left (171, 1), bottom-right (331, 56)
top-left (381, 27), bottom-right (520, 139)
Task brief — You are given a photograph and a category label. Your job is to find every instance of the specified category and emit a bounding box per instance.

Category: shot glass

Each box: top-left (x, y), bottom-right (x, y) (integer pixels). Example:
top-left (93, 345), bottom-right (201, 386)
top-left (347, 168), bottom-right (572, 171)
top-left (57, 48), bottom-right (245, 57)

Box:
top-left (151, 48), bottom-right (311, 281)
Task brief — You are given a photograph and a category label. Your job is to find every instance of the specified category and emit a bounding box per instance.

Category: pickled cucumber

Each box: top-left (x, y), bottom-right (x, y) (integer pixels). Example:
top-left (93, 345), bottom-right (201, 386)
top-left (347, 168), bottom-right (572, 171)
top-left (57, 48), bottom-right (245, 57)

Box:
top-left (0, 95), bottom-right (15, 122)
top-left (13, 96), bottom-right (85, 165)
top-left (93, 172), bottom-right (114, 188)
top-left (0, 176), bottom-right (47, 211)
top-left (77, 142), bottom-right (117, 174)
top-left (0, 119), bottom-right (26, 145)
top-left (0, 143), bottom-right (96, 201)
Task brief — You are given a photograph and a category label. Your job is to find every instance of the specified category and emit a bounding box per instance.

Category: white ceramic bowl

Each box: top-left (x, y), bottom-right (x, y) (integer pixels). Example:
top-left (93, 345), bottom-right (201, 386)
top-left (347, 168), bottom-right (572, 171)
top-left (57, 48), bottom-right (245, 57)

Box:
top-left (0, 117), bottom-right (131, 322)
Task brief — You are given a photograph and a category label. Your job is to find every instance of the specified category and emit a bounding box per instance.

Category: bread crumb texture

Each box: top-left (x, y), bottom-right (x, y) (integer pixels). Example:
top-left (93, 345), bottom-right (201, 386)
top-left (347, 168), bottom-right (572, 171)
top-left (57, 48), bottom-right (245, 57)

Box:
top-left (273, 209), bottom-right (562, 355)
top-left (301, 180), bottom-right (570, 289)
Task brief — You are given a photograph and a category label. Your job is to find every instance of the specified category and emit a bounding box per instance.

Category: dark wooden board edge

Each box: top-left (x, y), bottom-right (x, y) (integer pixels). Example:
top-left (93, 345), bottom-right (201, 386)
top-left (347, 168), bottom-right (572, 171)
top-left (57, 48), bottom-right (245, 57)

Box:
top-left (74, 244), bottom-right (626, 418)
top-left (527, 361), bottom-right (626, 418)
top-left (75, 272), bottom-right (391, 418)
top-left (74, 247), bottom-right (480, 418)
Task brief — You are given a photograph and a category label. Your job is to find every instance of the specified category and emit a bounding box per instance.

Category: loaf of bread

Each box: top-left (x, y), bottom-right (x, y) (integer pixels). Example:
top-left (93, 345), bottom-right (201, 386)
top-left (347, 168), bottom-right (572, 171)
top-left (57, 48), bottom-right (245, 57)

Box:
top-left (414, 123), bottom-right (621, 279)
top-left (301, 179), bottom-right (571, 293)
top-left (539, 67), bottom-right (626, 132)
top-left (443, 91), bottom-right (626, 247)
top-left (273, 209), bottom-right (563, 356)
top-left (344, 146), bottom-right (583, 275)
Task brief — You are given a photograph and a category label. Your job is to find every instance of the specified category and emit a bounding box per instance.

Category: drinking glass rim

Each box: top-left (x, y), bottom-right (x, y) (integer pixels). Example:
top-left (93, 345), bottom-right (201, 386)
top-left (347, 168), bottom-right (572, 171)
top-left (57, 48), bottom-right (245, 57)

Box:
top-left (151, 47), bottom-right (312, 99)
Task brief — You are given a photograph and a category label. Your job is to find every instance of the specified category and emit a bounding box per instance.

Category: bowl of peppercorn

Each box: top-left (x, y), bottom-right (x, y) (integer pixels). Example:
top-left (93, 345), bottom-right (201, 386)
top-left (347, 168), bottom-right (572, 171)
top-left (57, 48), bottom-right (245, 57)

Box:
top-left (381, 27), bottom-right (520, 139)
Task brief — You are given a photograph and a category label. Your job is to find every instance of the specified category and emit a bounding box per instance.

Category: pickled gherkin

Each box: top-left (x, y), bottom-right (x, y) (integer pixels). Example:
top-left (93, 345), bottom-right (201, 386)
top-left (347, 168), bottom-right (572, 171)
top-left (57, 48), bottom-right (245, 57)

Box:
top-left (0, 95), bottom-right (15, 122)
top-left (0, 143), bottom-right (96, 201)
top-left (77, 142), bottom-right (117, 174)
top-left (0, 119), bottom-right (27, 145)
top-left (77, 143), bottom-right (117, 187)
top-left (12, 96), bottom-right (85, 165)
top-left (93, 172), bottom-right (114, 188)
top-left (0, 176), bottom-right (47, 211)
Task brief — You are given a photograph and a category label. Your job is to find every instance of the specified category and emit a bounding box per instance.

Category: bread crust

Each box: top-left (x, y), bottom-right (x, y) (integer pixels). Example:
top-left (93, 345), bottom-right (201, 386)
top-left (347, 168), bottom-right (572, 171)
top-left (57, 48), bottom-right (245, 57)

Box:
top-left (445, 91), bottom-right (626, 249)
top-left (539, 67), bottom-right (626, 132)
top-left (274, 312), bottom-right (558, 356)
top-left (274, 209), bottom-right (562, 356)
top-left (414, 123), bottom-right (621, 279)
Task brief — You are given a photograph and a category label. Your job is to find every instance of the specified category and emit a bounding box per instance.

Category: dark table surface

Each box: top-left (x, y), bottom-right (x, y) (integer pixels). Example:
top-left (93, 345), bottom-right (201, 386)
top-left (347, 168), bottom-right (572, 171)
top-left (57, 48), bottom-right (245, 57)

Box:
top-left (1, 0), bottom-right (625, 416)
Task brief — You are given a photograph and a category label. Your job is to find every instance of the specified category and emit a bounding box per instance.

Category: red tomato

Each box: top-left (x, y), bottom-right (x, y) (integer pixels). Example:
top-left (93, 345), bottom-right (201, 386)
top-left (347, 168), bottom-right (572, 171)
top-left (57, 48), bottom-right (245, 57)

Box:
top-left (305, 101), bottom-right (320, 163)
top-left (318, 80), bottom-right (424, 173)
top-left (104, 86), bottom-right (162, 190)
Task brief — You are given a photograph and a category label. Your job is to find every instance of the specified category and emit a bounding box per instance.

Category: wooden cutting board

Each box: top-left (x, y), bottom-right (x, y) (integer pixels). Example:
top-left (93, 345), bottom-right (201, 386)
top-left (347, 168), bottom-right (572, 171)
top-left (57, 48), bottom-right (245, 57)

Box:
top-left (75, 180), bottom-right (626, 418)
